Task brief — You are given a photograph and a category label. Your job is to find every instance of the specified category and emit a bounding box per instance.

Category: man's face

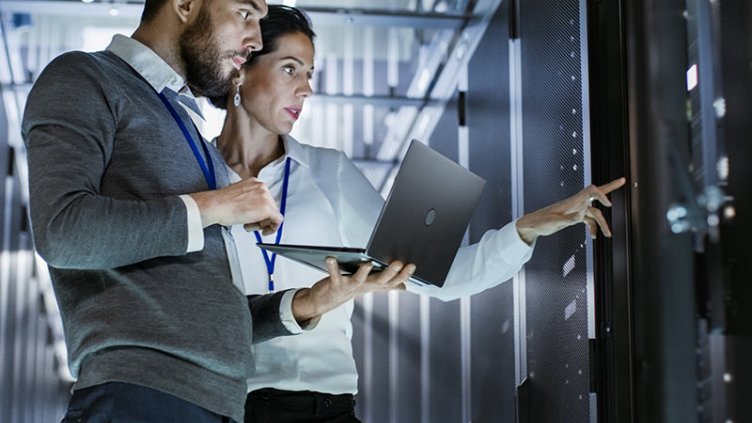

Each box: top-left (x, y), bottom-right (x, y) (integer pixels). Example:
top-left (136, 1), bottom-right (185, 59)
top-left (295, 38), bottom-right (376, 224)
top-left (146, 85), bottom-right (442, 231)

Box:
top-left (179, 0), bottom-right (267, 98)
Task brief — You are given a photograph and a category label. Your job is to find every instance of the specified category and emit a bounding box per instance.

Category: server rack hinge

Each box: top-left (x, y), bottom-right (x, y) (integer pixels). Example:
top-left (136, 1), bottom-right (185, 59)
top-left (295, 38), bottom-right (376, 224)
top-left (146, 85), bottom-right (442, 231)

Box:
top-left (589, 338), bottom-right (600, 394)
top-left (508, 0), bottom-right (519, 40)
top-left (458, 91), bottom-right (467, 127)
top-left (515, 376), bottom-right (529, 423)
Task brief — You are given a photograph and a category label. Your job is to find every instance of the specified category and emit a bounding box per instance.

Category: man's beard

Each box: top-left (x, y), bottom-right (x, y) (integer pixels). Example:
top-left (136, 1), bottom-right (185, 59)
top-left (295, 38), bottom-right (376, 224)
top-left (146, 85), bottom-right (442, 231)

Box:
top-left (179, 5), bottom-right (232, 98)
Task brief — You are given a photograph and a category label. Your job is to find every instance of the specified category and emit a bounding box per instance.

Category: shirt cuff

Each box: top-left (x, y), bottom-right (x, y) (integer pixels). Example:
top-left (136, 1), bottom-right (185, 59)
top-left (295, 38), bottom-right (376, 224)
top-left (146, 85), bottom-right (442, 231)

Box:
top-left (179, 194), bottom-right (204, 253)
top-left (499, 218), bottom-right (536, 258)
top-left (279, 289), bottom-right (321, 334)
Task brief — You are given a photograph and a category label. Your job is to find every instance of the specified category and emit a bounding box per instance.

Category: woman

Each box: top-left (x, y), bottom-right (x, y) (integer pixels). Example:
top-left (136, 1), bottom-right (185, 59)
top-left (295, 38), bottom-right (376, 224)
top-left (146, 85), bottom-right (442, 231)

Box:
top-left (211, 6), bottom-right (624, 422)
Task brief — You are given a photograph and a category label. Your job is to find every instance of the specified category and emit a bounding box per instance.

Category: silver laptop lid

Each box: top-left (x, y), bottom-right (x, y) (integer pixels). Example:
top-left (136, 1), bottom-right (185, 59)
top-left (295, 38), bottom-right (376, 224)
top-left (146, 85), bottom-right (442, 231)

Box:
top-left (365, 140), bottom-right (486, 287)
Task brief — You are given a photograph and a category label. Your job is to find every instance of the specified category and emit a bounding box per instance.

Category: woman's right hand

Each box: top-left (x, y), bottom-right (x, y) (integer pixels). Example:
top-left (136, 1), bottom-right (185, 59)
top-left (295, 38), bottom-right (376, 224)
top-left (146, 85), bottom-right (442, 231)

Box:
top-left (291, 258), bottom-right (415, 325)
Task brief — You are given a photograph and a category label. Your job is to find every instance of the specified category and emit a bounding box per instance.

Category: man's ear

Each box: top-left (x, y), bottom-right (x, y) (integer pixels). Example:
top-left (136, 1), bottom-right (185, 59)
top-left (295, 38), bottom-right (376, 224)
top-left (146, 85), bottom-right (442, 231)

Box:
top-left (172, 0), bottom-right (200, 24)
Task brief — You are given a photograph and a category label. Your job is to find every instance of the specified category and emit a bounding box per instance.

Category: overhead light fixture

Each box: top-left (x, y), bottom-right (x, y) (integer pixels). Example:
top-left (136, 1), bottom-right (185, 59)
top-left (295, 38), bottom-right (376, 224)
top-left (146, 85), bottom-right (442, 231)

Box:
top-left (81, 0), bottom-right (95, 3)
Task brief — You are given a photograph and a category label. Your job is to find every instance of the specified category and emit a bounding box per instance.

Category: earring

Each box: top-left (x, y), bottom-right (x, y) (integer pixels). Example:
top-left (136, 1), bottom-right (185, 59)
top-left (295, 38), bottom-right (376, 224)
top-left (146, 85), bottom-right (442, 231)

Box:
top-left (233, 85), bottom-right (241, 108)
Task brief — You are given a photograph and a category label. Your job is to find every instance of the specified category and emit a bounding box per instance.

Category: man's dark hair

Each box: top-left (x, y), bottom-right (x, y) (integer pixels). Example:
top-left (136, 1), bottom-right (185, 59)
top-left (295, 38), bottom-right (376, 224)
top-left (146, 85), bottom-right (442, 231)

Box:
top-left (209, 5), bottom-right (316, 109)
top-left (141, 0), bottom-right (171, 23)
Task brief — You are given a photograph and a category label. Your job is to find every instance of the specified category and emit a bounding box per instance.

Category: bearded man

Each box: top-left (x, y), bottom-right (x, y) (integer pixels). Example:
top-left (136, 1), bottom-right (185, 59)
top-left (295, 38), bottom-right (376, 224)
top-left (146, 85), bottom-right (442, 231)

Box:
top-left (21, 1), bottom-right (292, 421)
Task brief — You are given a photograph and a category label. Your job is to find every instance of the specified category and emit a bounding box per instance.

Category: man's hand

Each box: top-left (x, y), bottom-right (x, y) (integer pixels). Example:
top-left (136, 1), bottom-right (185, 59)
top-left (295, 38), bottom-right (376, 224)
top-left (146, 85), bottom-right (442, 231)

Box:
top-left (292, 258), bottom-right (415, 325)
top-left (189, 177), bottom-right (283, 235)
top-left (515, 177), bottom-right (626, 244)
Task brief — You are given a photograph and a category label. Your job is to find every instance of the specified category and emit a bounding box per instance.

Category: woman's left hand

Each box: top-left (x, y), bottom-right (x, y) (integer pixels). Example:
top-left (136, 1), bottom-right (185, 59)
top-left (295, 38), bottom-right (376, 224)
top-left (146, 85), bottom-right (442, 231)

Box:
top-left (291, 258), bottom-right (414, 325)
top-left (515, 177), bottom-right (626, 244)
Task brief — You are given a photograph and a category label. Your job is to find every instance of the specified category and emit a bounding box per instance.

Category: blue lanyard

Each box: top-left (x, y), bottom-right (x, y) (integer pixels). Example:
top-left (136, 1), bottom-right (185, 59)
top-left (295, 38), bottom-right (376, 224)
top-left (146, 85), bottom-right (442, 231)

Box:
top-left (254, 157), bottom-right (292, 292)
top-left (158, 91), bottom-right (217, 190)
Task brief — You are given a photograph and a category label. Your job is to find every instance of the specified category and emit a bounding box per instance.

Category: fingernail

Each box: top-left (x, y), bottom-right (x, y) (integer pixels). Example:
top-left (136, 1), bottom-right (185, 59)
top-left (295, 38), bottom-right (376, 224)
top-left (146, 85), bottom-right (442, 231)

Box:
top-left (408, 265), bottom-right (416, 275)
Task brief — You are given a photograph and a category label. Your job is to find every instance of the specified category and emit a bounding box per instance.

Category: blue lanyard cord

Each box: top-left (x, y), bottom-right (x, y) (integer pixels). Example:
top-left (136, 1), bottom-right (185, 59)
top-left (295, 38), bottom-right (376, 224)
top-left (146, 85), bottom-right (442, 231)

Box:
top-left (158, 92), bottom-right (217, 190)
top-left (254, 157), bottom-right (292, 292)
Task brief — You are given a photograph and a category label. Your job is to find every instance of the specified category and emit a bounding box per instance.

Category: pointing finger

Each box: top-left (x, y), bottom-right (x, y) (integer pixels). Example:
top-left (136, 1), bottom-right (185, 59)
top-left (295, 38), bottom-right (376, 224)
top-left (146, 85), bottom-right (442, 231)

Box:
top-left (597, 177), bottom-right (626, 197)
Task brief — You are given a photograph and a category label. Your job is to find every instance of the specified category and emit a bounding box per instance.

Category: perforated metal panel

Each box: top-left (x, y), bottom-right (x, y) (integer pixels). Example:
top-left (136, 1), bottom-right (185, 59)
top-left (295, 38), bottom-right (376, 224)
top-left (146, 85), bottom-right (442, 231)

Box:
top-left (518, 0), bottom-right (592, 421)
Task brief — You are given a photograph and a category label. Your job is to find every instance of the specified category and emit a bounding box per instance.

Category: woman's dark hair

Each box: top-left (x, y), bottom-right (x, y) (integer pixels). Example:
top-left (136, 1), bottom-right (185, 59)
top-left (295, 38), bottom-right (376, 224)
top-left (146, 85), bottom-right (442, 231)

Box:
top-left (250, 5), bottom-right (316, 66)
top-left (209, 5), bottom-right (316, 109)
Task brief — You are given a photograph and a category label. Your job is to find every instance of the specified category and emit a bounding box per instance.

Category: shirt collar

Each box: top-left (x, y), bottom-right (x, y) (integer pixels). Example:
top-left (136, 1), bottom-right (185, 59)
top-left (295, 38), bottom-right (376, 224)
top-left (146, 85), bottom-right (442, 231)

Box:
top-left (106, 34), bottom-right (188, 95)
top-left (281, 135), bottom-right (310, 168)
top-left (106, 34), bottom-right (205, 121)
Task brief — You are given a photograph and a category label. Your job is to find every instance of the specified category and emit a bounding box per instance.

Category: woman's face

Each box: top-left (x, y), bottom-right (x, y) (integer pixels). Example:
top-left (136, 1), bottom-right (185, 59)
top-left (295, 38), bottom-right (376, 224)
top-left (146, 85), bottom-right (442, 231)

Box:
top-left (240, 31), bottom-right (314, 136)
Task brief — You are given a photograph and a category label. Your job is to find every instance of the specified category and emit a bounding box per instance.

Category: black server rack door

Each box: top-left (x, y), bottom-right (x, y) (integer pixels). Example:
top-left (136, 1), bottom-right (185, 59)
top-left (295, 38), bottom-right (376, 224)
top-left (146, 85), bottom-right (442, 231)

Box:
top-left (518, 0), bottom-right (593, 421)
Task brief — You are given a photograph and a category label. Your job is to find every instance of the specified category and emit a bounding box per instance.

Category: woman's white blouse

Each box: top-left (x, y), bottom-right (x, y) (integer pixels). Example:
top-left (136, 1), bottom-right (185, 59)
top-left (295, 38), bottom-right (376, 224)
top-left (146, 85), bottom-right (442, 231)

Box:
top-left (228, 136), bottom-right (533, 394)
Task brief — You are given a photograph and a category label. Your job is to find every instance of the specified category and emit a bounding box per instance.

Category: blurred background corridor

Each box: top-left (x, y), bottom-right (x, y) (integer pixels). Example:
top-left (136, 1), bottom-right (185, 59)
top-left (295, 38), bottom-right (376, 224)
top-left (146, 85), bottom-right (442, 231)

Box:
top-left (1, 0), bottom-right (750, 422)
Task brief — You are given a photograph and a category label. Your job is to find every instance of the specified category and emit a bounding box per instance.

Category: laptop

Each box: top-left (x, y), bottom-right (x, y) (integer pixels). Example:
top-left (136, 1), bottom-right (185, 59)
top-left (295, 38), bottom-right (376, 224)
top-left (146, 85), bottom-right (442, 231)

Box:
top-left (257, 140), bottom-right (486, 287)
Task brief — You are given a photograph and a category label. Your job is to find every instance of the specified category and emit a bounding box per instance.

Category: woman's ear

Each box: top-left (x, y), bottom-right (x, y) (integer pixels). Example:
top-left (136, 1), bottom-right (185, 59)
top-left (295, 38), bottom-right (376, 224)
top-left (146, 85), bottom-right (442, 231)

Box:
top-left (233, 68), bottom-right (246, 87)
top-left (229, 69), bottom-right (245, 109)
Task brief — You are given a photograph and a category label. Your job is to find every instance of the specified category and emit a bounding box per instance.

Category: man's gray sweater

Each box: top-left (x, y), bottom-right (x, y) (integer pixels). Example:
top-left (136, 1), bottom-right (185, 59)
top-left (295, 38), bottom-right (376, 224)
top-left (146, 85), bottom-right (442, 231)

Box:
top-left (22, 50), bottom-right (288, 422)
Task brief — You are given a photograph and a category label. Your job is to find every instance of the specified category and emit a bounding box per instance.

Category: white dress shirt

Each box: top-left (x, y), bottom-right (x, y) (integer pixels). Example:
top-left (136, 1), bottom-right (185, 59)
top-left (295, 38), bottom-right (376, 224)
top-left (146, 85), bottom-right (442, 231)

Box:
top-left (229, 136), bottom-right (535, 394)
